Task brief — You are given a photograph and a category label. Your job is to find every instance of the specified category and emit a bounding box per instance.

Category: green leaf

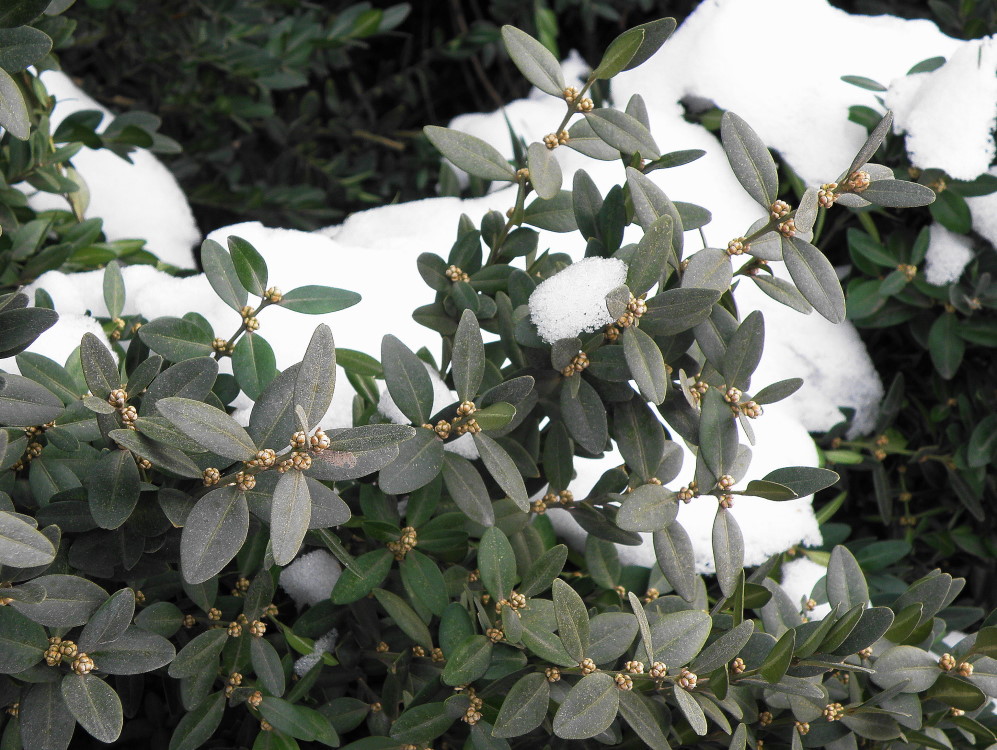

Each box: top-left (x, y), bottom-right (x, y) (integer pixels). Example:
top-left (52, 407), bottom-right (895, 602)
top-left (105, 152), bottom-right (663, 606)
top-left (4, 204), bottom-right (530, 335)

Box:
top-left (12, 574), bottom-right (107, 627)
top-left (720, 111), bottom-right (778, 208)
top-left (653, 522), bottom-right (696, 601)
top-left (158, 397), bottom-right (257, 461)
top-left (627, 214), bottom-right (672, 296)
top-left (560, 376), bottom-right (607, 453)
top-left (293, 323), bottom-right (336, 430)
top-left (271, 470), bottom-right (311, 566)
top-left (61, 673), bottom-right (123, 743)
top-left (623, 325), bottom-right (667, 404)
top-left (926, 672), bottom-right (986, 710)
top-left (279, 286), bottom-right (361, 314)
top-left (0, 0), bottom-right (48, 28)
top-left (841, 75), bottom-right (886, 92)
top-left (78, 588), bottom-right (134, 652)
top-left (552, 578), bottom-right (589, 662)
top-left (847, 111), bottom-right (894, 176)
top-left (180, 486), bottom-right (249, 584)
top-left (15, 352), bottom-right (80, 406)
top-left (586, 610), bottom-right (637, 662)
top-left (0, 509), bottom-right (55, 567)
top-left (20, 681), bottom-right (75, 750)
top-left (330, 548), bottom-right (393, 604)
top-left (373, 588), bottom-right (432, 649)
top-left (135, 601), bottom-right (183, 638)
top-left (698, 387), bottom-right (737, 483)
top-left (751, 378), bottom-right (803, 405)
top-left (713, 507), bottom-right (744, 597)
top-left (201, 239), bottom-right (247, 312)
top-left (784, 237), bottom-right (846, 324)
top-left (0, 66), bottom-right (29, 140)
top-left (642, 288), bottom-right (720, 336)
top-left (390, 702), bottom-right (452, 744)
top-left (168, 629), bottom-right (228, 678)
top-left (519, 544), bottom-right (568, 597)
top-left (232, 334), bottom-right (277, 401)
top-left (139, 317), bottom-right (214, 361)
top-left (101, 260), bottom-right (126, 320)
top-left (453, 309), bottom-right (485, 401)
top-left (628, 592), bottom-right (654, 665)
top-left (472, 433), bottom-right (528, 511)
top-left (399, 550), bottom-right (448, 616)
top-left (861, 180), bottom-right (936, 208)
top-left (527, 141), bottom-right (562, 200)
top-left (650, 609), bottom-right (711, 665)
top-left (79, 334), bottom-right (121, 402)
top-left (108, 428), bottom-right (202, 478)
top-left (722, 311), bottom-right (764, 391)
top-left (585, 108), bottom-right (660, 158)
top-left (424, 126), bottom-right (516, 182)
top-left (523, 190), bottom-right (577, 232)
top-left (552, 673), bottom-right (619, 739)
top-left (251, 636), bottom-right (285, 697)
top-left (0, 28), bottom-right (50, 73)
top-left (441, 452), bottom-right (494, 526)
top-left (674, 684), bottom-right (707, 735)
top-left (228, 236), bottom-right (268, 296)
top-left (760, 628), bottom-right (795, 682)
top-left (378, 428), bottom-right (443, 494)
top-left (381, 335), bottom-right (433, 425)
top-left (0, 605), bottom-right (46, 673)
top-left (739, 480), bottom-right (797, 500)
top-left (617, 690), bottom-right (671, 750)
top-left (592, 27), bottom-right (644, 79)
top-left (168, 692), bottom-right (225, 750)
top-left (0, 306), bottom-right (58, 360)
top-left (620, 18), bottom-right (676, 71)
top-left (869, 645), bottom-right (940, 692)
top-left (827, 545), bottom-right (869, 612)
top-left (617, 484), bottom-right (678, 532)
top-left (928, 312), bottom-right (963, 379)
top-left (493, 672), bottom-right (549, 737)
top-left (930, 188), bottom-right (972, 233)
top-left (441, 634), bottom-right (493, 686)
top-left (500, 25), bottom-right (564, 96)
top-left (479, 526), bottom-right (517, 600)
top-left (85, 449), bottom-right (140, 530)
top-left (761, 467), bottom-right (838, 496)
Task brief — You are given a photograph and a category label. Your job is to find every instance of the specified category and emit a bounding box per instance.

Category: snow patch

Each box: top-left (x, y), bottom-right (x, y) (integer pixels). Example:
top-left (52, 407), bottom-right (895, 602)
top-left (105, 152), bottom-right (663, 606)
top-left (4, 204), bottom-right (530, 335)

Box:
top-left (528, 257), bottom-right (628, 343)
top-left (926, 223), bottom-right (975, 285)
top-left (279, 550), bottom-right (342, 609)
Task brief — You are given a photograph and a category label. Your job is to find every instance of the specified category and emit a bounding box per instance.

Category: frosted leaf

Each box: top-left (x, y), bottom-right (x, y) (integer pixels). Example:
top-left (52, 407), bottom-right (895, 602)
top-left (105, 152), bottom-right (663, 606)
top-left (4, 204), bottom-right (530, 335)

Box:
top-left (293, 628), bottom-right (339, 676)
top-left (528, 257), bottom-right (628, 343)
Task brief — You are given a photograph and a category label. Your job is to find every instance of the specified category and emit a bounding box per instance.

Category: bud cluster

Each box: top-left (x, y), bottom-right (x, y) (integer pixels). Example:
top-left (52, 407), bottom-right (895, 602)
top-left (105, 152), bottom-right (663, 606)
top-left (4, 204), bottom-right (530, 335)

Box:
top-left (560, 351), bottom-right (589, 377)
top-left (387, 526), bottom-right (418, 560)
top-left (445, 264), bottom-right (470, 282)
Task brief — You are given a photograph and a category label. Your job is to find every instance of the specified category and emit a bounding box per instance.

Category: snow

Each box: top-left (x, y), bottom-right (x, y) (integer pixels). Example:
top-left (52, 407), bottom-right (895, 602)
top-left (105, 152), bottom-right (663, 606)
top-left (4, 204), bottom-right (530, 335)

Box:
top-left (966, 170), bottom-right (997, 251)
top-left (279, 549), bottom-right (341, 609)
top-left (528, 257), bottom-right (628, 342)
top-left (29, 71), bottom-right (200, 270)
top-left (293, 628), bottom-right (338, 676)
top-left (925, 223), bottom-right (976, 285)
top-left (885, 38), bottom-right (997, 181)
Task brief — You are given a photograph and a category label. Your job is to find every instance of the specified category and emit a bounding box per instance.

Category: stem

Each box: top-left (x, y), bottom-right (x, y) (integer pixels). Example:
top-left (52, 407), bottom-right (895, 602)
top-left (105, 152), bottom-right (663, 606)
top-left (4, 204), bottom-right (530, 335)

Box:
top-left (214, 298), bottom-right (273, 360)
top-left (554, 76), bottom-right (595, 135)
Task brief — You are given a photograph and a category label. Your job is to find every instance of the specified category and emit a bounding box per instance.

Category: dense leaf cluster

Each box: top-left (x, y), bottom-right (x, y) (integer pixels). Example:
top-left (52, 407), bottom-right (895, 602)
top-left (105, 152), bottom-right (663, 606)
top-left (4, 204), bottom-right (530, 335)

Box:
top-left (1, 6), bottom-right (996, 750)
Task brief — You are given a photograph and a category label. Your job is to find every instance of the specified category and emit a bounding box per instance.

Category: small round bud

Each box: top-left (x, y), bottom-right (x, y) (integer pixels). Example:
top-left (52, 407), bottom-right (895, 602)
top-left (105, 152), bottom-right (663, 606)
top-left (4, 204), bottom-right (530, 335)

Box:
top-left (291, 452), bottom-right (312, 471)
top-left (845, 171), bottom-right (870, 193)
top-left (579, 658), bottom-right (597, 675)
top-left (135, 456), bottom-right (153, 471)
top-left (897, 263), bottom-right (917, 281)
top-left (277, 458), bottom-right (294, 473)
top-left (183, 614), bottom-right (197, 628)
top-left (770, 199), bottom-right (791, 220)
top-left (720, 494), bottom-right (734, 509)
top-left (858, 647), bottom-right (873, 660)
top-left (731, 657), bottom-right (745, 674)
top-left (249, 620), bottom-right (266, 637)
top-left (431, 647), bottom-right (445, 662)
top-left (678, 668), bottom-right (697, 690)
top-left (370, 702), bottom-right (382, 712)
top-left (530, 498), bottom-right (547, 514)
top-left (578, 97), bottom-right (594, 112)
top-left (778, 218), bottom-right (796, 237)
top-left (824, 702), bottom-right (845, 722)
top-left (212, 338), bottom-right (229, 353)
top-left (543, 133), bottom-right (559, 150)
top-left (557, 130), bottom-right (569, 145)
top-left (58, 640), bottom-right (78, 658)
top-left (248, 691), bottom-right (263, 708)
top-left (795, 721), bottom-right (810, 736)
top-left (255, 449), bottom-right (277, 467)
top-left (107, 388), bottom-right (128, 408)
top-left (445, 264), bottom-right (470, 283)
top-left (235, 472), bottom-right (256, 491)
top-left (950, 707), bottom-right (965, 717)
top-left (727, 237), bottom-right (747, 256)
top-left (227, 621), bottom-right (243, 638)
top-left (207, 607), bottom-right (222, 621)
top-left (203, 467), bottom-right (221, 486)
top-left (265, 287), bottom-right (283, 303)
top-left (515, 167), bottom-right (530, 183)
top-left (228, 672), bottom-right (243, 686)
top-left (724, 387), bottom-right (742, 404)
top-left (486, 627), bottom-right (504, 643)
top-left (649, 661), bottom-right (667, 679)
top-left (260, 719), bottom-right (273, 732)
top-left (309, 430), bottom-right (331, 452)
top-left (71, 653), bottom-right (95, 675)
top-left (545, 666), bottom-right (561, 682)
top-left (44, 644), bottom-right (62, 666)
top-left (717, 474), bottom-right (735, 490)
top-left (625, 660), bottom-right (645, 674)
top-left (818, 183), bottom-right (838, 208)
top-left (558, 490), bottom-right (574, 504)
top-left (677, 486), bottom-right (695, 503)
top-left (644, 587), bottom-right (660, 603)
top-left (290, 431), bottom-right (308, 450)
top-left (456, 400), bottom-right (476, 417)
top-left (562, 86), bottom-right (578, 102)
top-left (375, 641), bottom-right (389, 653)
top-left (509, 591), bottom-right (527, 609)
top-left (957, 661), bottom-right (974, 677)
top-left (758, 710), bottom-right (773, 726)
top-left (741, 400), bottom-right (763, 418)
top-left (615, 673), bottom-right (633, 690)
top-left (411, 645), bottom-right (426, 657)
